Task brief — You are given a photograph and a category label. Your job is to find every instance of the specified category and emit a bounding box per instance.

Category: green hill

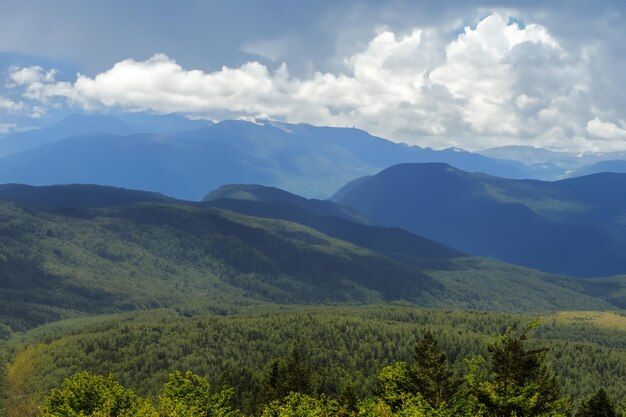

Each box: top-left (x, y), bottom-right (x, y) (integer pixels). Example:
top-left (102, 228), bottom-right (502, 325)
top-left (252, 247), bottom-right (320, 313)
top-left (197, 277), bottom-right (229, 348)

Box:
top-left (0, 195), bottom-right (618, 336)
top-left (203, 184), bottom-right (463, 264)
top-left (204, 183), bottom-right (373, 225)
top-left (0, 183), bottom-right (175, 208)
top-left (0, 200), bottom-right (444, 332)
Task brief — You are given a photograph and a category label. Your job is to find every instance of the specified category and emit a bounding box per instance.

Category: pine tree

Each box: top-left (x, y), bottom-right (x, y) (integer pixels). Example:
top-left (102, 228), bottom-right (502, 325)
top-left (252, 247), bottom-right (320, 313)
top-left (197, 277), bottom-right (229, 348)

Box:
top-left (575, 388), bottom-right (617, 417)
top-left (471, 323), bottom-right (565, 416)
top-left (412, 330), bottom-right (458, 407)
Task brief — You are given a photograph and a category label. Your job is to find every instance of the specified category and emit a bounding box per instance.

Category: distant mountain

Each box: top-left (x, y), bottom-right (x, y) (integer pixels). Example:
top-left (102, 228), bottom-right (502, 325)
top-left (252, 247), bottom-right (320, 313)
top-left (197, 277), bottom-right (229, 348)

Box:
top-left (567, 160), bottom-right (626, 178)
top-left (203, 184), bottom-right (462, 264)
top-left (0, 132), bottom-right (277, 200)
top-left (479, 145), bottom-right (626, 179)
top-left (0, 114), bottom-right (137, 156)
top-left (0, 118), bottom-right (530, 200)
top-left (0, 113), bottom-right (210, 156)
top-left (478, 145), bottom-right (579, 166)
top-left (204, 183), bottom-right (373, 224)
top-left (0, 183), bottom-right (175, 209)
top-left (332, 163), bottom-right (626, 277)
top-left (114, 112), bottom-right (211, 135)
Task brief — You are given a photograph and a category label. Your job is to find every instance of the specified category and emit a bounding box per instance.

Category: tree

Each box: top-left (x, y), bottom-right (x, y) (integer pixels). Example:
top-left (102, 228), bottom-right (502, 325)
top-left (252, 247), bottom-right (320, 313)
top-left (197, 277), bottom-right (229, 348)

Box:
top-left (159, 370), bottom-right (240, 417)
top-left (469, 323), bottom-right (565, 416)
top-left (375, 361), bottom-right (416, 411)
top-left (412, 330), bottom-right (459, 408)
top-left (575, 388), bottom-right (617, 417)
top-left (261, 392), bottom-right (339, 417)
top-left (263, 342), bottom-right (312, 402)
top-left (39, 371), bottom-right (156, 417)
top-left (375, 331), bottom-right (458, 412)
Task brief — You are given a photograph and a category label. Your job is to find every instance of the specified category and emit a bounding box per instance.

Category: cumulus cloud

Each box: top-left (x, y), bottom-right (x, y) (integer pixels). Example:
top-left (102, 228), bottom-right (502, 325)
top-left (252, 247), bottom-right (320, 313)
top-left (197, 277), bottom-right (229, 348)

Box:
top-left (587, 117), bottom-right (626, 140)
top-left (6, 13), bottom-right (625, 152)
top-left (0, 96), bottom-right (27, 113)
top-left (7, 65), bottom-right (58, 87)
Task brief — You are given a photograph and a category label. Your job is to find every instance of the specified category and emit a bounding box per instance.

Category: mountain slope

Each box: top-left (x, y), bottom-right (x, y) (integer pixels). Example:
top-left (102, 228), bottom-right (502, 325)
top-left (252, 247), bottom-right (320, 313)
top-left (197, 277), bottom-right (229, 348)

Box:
top-left (0, 119), bottom-right (530, 200)
top-left (332, 163), bottom-right (626, 277)
top-left (0, 200), bottom-right (437, 332)
top-left (0, 194), bottom-right (615, 334)
top-left (568, 160), bottom-right (626, 178)
top-left (203, 184), bottom-right (463, 265)
top-left (0, 183), bottom-right (175, 208)
top-left (204, 183), bottom-right (373, 224)
top-left (0, 114), bottom-right (137, 156)
top-left (0, 113), bottom-right (211, 157)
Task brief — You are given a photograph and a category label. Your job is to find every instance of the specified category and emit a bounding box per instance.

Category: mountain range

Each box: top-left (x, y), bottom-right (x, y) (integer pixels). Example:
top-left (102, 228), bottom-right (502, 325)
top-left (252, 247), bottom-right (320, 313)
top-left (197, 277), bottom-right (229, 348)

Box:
top-left (1, 182), bottom-right (622, 335)
top-left (1, 112), bottom-right (626, 329)
top-left (332, 163), bottom-right (626, 277)
top-left (478, 145), bottom-right (626, 179)
top-left (0, 113), bottom-right (532, 200)
top-left (2, 113), bottom-right (626, 201)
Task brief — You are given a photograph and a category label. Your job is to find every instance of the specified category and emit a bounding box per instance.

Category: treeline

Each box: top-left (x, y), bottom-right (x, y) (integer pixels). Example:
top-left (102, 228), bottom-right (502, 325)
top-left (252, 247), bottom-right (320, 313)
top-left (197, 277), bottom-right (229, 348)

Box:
top-left (37, 325), bottom-right (623, 416)
top-left (3, 306), bottom-right (626, 416)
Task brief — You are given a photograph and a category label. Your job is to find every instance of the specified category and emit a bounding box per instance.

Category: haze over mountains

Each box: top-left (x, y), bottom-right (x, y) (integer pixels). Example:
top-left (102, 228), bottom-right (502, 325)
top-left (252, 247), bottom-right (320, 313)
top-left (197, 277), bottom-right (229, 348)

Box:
top-left (478, 145), bottom-right (626, 179)
top-left (0, 113), bottom-right (531, 200)
top-left (2, 114), bottom-right (626, 202)
top-left (0, 112), bottom-right (625, 279)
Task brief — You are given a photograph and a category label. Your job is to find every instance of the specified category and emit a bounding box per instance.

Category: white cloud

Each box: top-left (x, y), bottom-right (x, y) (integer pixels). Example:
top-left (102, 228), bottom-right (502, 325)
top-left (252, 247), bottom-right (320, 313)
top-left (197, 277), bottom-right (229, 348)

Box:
top-left (0, 95), bottom-right (48, 118)
top-left (0, 96), bottom-right (26, 113)
top-left (7, 65), bottom-right (57, 87)
top-left (586, 117), bottom-right (626, 140)
top-left (7, 13), bottom-right (625, 152)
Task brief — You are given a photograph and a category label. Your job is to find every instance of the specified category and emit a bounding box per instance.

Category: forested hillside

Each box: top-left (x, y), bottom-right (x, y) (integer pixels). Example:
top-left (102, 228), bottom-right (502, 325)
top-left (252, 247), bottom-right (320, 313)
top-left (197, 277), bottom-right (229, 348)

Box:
top-left (2, 306), bottom-right (625, 416)
top-left (0, 194), bottom-right (619, 335)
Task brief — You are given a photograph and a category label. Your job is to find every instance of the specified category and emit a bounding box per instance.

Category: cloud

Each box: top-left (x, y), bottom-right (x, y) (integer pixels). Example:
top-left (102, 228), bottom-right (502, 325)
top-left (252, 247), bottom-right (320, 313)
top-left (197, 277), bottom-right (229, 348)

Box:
top-left (0, 95), bottom-right (44, 118)
top-left (7, 13), bottom-right (625, 152)
top-left (0, 96), bottom-right (27, 113)
top-left (7, 65), bottom-right (57, 87)
top-left (586, 117), bottom-right (626, 140)
top-left (240, 37), bottom-right (292, 62)
top-left (0, 122), bottom-right (17, 134)
top-left (429, 14), bottom-right (561, 136)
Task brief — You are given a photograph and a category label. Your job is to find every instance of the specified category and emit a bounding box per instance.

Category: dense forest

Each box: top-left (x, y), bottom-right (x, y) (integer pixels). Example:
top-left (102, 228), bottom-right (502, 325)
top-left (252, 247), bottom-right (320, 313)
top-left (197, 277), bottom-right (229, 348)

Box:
top-left (2, 306), bottom-right (626, 416)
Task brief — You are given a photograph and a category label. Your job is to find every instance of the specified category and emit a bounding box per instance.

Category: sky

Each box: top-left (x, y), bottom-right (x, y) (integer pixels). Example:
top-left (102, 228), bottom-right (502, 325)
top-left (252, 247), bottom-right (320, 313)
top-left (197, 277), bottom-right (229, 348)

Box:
top-left (0, 0), bottom-right (625, 152)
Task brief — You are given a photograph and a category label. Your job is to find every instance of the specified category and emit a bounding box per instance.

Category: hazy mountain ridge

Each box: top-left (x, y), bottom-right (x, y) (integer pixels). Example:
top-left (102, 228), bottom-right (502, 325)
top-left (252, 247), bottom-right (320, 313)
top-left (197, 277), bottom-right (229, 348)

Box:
top-left (0, 114), bottom-right (535, 200)
top-left (0, 183), bottom-right (176, 208)
top-left (203, 184), bottom-right (464, 264)
top-left (479, 145), bottom-right (626, 179)
top-left (567, 160), bottom-right (626, 178)
top-left (203, 183), bottom-right (374, 225)
top-left (0, 113), bottom-right (211, 156)
top-left (332, 163), bottom-right (626, 277)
